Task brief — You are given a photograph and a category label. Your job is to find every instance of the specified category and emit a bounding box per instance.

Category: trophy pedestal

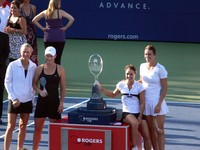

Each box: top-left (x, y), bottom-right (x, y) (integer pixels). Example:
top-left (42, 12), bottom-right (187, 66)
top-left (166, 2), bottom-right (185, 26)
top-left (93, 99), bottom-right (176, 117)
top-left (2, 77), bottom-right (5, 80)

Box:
top-left (68, 54), bottom-right (117, 125)
top-left (68, 84), bottom-right (117, 125)
top-left (68, 107), bottom-right (116, 125)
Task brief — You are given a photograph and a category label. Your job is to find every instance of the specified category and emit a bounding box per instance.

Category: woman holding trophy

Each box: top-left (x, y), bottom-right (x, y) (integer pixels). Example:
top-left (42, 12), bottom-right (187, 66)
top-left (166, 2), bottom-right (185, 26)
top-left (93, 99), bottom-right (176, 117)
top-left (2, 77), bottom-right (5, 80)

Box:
top-left (99, 64), bottom-right (151, 150)
top-left (32, 46), bottom-right (66, 150)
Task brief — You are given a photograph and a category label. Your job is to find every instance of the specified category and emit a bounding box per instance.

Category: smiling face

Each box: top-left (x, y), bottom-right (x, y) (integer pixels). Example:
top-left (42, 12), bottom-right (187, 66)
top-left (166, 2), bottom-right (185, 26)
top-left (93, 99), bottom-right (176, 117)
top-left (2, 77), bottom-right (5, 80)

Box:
top-left (10, 3), bottom-right (20, 15)
top-left (20, 46), bottom-right (32, 61)
top-left (144, 49), bottom-right (156, 63)
top-left (125, 68), bottom-right (136, 82)
top-left (45, 54), bottom-right (56, 63)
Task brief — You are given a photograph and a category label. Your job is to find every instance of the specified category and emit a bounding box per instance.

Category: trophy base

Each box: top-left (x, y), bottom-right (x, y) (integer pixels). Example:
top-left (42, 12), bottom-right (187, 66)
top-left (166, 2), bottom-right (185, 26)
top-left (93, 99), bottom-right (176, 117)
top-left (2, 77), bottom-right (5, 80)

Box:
top-left (68, 107), bottom-right (117, 125)
top-left (87, 98), bottom-right (107, 110)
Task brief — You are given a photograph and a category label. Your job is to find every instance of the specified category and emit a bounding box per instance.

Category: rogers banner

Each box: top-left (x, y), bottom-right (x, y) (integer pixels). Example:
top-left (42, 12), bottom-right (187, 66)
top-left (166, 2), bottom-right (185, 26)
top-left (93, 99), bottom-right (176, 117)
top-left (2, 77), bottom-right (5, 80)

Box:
top-left (61, 128), bottom-right (111, 150)
top-left (34, 0), bottom-right (200, 42)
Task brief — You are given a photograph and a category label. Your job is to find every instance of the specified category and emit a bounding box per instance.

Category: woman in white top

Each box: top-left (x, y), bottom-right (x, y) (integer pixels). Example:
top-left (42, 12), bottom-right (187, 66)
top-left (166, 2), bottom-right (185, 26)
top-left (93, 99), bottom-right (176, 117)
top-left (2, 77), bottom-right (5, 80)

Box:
top-left (4, 43), bottom-right (36, 150)
top-left (139, 45), bottom-right (169, 150)
top-left (99, 64), bottom-right (151, 150)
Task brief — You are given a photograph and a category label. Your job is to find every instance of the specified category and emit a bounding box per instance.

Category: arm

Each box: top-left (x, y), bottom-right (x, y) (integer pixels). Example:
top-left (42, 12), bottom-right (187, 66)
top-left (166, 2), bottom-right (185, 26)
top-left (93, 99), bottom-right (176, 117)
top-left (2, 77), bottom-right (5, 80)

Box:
top-left (18, 16), bottom-right (27, 34)
top-left (32, 10), bottom-right (46, 31)
top-left (138, 90), bottom-right (145, 123)
top-left (32, 65), bottom-right (47, 97)
top-left (5, 16), bottom-right (27, 34)
top-left (32, 4), bottom-right (37, 17)
top-left (154, 78), bottom-right (168, 113)
top-left (4, 63), bottom-right (17, 101)
top-left (138, 75), bottom-right (143, 83)
top-left (58, 66), bottom-right (66, 113)
top-left (60, 10), bottom-right (74, 31)
top-left (99, 84), bottom-right (120, 98)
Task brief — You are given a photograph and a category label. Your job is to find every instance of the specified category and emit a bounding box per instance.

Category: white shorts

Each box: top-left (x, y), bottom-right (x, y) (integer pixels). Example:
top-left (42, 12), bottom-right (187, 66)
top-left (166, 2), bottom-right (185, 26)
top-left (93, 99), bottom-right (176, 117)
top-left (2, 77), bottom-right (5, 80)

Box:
top-left (144, 100), bottom-right (169, 116)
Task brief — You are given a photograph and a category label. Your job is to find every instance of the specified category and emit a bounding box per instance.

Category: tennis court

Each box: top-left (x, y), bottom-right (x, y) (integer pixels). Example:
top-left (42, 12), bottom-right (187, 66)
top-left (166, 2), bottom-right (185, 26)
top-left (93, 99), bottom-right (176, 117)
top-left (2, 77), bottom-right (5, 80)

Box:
top-left (0, 39), bottom-right (200, 149)
top-left (0, 97), bottom-right (200, 150)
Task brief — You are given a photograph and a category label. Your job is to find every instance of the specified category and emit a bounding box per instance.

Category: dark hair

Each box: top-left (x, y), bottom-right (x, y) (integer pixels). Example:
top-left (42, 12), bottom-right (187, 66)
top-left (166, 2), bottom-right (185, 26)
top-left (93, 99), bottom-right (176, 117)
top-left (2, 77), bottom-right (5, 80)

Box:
top-left (11, 0), bottom-right (21, 9)
top-left (145, 45), bottom-right (156, 55)
top-left (124, 64), bottom-right (137, 74)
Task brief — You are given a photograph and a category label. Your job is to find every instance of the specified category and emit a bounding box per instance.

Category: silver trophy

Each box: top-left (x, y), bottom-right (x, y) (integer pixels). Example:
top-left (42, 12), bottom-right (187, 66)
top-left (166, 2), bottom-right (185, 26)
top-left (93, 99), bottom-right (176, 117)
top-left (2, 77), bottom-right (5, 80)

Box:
top-left (88, 54), bottom-right (103, 84)
top-left (40, 77), bottom-right (48, 95)
top-left (87, 54), bottom-right (106, 110)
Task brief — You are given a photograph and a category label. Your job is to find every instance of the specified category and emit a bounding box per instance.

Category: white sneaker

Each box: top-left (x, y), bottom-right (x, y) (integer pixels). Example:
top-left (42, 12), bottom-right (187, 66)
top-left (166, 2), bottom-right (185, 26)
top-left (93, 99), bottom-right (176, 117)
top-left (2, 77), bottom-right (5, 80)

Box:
top-left (131, 146), bottom-right (138, 150)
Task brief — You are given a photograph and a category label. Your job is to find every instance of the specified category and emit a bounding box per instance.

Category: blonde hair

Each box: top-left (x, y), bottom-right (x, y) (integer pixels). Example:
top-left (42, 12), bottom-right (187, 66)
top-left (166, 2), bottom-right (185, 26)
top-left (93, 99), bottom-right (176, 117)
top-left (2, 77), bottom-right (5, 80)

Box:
top-left (20, 43), bottom-right (33, 53)
top-left (46, 0), bottom-right (60, 19)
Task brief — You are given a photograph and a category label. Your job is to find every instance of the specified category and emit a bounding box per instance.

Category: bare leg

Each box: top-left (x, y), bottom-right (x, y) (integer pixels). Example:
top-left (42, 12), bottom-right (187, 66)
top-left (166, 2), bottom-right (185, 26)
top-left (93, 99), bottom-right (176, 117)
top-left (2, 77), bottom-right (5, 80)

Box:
top-left (4, 113), bottom-right (18, 150)
top-left (154, 116), bottom-right (163, 133)
top-left (146, 116), bottom-right (159, 150)
top-left (32, 118), bottom-right (45, 150)
top-left (123, 114), bottom-right (139, 148)
top-left (156, 115), bottom-right (166, 150)
top-left (17, 113), bottom-right (30, 150)
top-left (138, 120), bottom-right (152, 150)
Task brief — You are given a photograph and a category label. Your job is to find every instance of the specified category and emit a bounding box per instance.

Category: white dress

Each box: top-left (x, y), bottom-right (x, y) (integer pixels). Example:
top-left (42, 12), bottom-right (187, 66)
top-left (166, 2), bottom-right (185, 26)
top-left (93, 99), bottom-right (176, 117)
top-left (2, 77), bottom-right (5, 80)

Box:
top-left (140, 62), bottom-right (169, 116)
top-left (117, 80), bottom-right (144, 113)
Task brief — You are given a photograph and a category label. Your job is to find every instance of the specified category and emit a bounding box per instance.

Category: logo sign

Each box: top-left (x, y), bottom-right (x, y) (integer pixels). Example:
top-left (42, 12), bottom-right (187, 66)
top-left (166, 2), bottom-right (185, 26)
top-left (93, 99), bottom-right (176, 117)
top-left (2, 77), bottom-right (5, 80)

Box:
top-left (61, 128), bottom-right (111, 150)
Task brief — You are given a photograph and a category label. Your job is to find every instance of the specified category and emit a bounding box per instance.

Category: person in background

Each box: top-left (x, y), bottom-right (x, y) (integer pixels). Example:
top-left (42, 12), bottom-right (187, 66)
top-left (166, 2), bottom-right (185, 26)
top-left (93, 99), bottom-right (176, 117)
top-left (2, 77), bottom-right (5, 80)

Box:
top-left (139, 45), bottom-right (169, 150)
top-left (0, 31), bottom-right (10, 124)
top-left (32, 46), bottom-right (66, 150)
top-left (4, 43), bottom-right (36, 150)
top-left (3, 0), bottom-right (10, 7)
top-left (32, 0), bottom-right (74, 65)
top-left (0, 0), bottom-right (10, 32)
top-left (4, 0), bottom-right (27, 62)
top-left (99, 64), bottom-right (152, 150)
top-left (20, 0), bottom-right (38, 65)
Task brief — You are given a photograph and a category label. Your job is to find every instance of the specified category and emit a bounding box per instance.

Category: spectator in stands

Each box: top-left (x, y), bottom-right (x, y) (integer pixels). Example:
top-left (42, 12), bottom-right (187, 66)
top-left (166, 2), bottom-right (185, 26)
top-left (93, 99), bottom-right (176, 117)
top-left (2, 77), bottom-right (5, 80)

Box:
top-left (20, 0), bottom-right (38, 65)
top-left (0, 31), bottom-right (10, 124)
top-left (0, 0), bottom-right (10, 32)
top-left (4, 0), bottom-right (27, 62)
top-left (32, 0), bottom-right (74, 65)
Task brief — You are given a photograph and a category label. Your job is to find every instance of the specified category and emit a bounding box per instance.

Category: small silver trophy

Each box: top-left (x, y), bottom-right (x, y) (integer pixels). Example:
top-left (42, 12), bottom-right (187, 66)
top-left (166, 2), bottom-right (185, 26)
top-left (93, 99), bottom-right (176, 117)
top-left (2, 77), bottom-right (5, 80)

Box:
top-left (88, 54), bottom-right (103, 84)
top-left (40, 77), bottom-right (48, 96)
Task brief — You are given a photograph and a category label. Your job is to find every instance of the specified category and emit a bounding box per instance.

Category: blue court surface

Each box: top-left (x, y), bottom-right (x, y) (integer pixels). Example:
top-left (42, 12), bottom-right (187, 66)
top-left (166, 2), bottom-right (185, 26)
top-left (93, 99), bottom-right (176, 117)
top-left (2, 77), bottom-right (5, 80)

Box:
top-left (0, 97), bottom-right (200, 150)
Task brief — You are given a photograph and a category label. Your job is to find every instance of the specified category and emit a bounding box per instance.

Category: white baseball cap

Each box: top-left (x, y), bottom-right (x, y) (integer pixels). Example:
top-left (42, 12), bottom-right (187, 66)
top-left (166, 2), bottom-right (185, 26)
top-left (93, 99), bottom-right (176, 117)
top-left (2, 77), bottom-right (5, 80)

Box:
top-left (45, 46), bottom-right (56, 56)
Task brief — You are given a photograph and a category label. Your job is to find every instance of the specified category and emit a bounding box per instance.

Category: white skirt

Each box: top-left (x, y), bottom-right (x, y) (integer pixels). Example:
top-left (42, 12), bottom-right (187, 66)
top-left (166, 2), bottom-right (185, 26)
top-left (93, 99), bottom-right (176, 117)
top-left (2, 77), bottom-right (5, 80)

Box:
top-left (144, 100), bottom-right (169, 116)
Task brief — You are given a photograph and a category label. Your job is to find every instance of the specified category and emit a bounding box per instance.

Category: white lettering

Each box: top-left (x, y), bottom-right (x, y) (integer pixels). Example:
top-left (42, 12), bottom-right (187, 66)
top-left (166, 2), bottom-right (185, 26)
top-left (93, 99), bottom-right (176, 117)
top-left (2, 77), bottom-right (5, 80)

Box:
top-left (99, 2), bottom-right (150, 10)
top-left (107, 2), bottom-right (111, 8)
top-left (113, 3), bottom-right (118, 8)
top-left (79, 138), bottom-right (103, 144)
top-left (99, 2), bottom-right (104, 8)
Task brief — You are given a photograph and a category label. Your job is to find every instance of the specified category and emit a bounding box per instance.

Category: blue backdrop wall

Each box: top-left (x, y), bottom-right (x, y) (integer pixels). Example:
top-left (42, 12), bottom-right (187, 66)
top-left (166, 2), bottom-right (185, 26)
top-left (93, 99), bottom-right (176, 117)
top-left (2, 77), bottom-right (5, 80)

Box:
top-left (31, 0), bottom-right (200, 43)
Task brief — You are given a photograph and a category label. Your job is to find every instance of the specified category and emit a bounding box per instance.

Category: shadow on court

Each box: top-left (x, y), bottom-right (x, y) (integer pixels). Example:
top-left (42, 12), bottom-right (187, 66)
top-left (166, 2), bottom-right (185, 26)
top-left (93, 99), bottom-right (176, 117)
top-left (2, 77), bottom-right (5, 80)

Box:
top-left (0, 98), bottom-right (200, 150)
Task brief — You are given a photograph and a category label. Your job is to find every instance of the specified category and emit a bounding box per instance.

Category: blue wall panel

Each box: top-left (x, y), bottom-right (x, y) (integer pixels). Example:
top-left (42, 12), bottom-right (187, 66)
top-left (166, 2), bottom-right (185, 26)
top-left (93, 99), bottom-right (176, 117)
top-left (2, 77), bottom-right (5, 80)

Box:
top-left (32, 0), bottom-right (200, 42)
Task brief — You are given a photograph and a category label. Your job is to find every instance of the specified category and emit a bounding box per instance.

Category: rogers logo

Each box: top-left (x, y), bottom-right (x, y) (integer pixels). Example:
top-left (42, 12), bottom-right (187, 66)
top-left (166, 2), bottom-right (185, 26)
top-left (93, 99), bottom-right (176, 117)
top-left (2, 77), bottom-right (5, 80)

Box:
top-left (77, 138), bottom-right (103, 144)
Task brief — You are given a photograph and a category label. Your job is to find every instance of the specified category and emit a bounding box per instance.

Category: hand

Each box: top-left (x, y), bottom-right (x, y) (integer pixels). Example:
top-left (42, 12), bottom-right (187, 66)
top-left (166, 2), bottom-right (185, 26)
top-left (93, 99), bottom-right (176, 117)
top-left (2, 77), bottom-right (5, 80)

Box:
top-left (4, 26), bottom-right (10, 33)
top-left (97, 82), bottom-right (104, 92)
top-left (60, 27), bottom-right (66, 31)
top-left (154, 103), bottom-right (161, 113)
top-left (57, 102), bottom-right (64, 114)
top-left (137, 115), bottom-right (142, 124)
top-left (12, 99), bottom-right (20, 108)
top-left (39, 89), bottom-right (48, 97)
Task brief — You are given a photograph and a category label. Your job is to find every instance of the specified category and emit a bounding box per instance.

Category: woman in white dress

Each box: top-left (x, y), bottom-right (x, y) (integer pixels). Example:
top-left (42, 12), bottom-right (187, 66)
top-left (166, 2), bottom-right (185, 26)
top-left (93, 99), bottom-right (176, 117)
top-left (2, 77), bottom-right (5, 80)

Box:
top-left (139, 45), bottom-right (169, 150)
top-left (99, 64), bottom-right (151, 150)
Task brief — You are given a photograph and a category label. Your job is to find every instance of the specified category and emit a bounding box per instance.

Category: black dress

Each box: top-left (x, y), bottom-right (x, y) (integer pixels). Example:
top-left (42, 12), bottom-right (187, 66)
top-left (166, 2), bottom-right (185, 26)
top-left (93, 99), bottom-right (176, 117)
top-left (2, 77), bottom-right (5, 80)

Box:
top-left (34, 65), bottom-right (61, 119)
